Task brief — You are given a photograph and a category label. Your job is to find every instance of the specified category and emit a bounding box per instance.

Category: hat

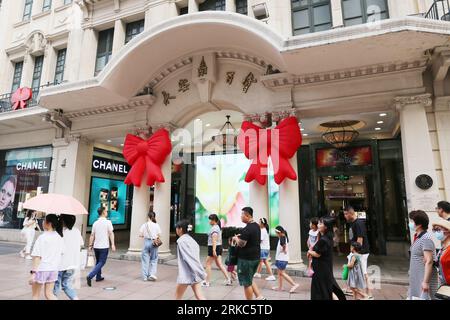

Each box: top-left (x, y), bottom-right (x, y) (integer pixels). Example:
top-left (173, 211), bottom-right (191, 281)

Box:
top-left (432, 218), bottom-right (450, 231)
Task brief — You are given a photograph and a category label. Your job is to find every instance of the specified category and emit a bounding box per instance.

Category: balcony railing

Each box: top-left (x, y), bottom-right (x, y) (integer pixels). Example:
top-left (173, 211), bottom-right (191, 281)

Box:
top-left (425, 0), bottom-right (450, 21)
top-left (0, 81), bottom-right (65, 114)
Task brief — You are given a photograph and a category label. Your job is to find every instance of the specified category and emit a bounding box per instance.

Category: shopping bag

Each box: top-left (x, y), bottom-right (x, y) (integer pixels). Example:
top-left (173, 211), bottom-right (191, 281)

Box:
top-left (435, 285), bottom-right (450, 300)
top-left (86, 252), bottom-right (95, 268)
top-left (342, 264), bottom-right (349, 280)
top-left (80, 249), bottom-right (88, 270)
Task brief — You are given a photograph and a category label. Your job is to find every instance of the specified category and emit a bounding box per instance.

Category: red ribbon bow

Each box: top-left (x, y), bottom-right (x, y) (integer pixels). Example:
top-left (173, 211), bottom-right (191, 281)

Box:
top-left (237, 116), bottom-right (302, 185)
top-left (11, 87), bottom-right (32, 110)
top-left (122, 129), bottom-right (172, 187)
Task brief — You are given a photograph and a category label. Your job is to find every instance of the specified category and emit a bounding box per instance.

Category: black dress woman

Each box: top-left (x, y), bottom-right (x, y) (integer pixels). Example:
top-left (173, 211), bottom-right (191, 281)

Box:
top-left (308, 216), bottom-right (346, 300)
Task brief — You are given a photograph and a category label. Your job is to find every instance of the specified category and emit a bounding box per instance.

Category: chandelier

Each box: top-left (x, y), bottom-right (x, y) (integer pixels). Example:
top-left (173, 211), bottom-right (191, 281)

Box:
top-left (212, 115), bottom-right (237, 149)
top-left (321, 120), bottom-right (359, 149)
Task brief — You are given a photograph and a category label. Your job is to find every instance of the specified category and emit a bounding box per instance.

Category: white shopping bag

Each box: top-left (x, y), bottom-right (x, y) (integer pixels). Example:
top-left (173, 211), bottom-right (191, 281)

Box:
top-left (80, 249), bottom-right (88, 270)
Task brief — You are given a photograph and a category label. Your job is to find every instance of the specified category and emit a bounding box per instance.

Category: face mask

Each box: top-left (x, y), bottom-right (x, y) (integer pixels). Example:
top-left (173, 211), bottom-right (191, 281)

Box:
top-left (408, 222), bottom-right (416, 231)
top-left (434, 230), bottom-right (445, 241)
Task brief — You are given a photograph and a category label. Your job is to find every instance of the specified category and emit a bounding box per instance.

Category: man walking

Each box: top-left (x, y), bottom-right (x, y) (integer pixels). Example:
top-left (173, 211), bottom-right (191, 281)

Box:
top-left (87, 207), bottom-right (116, 286)
top-left (232, 207), bottom-right (265, 300)
top-left (436, 201), bottom-right (450, 221)
top-left (344, 206), bottom-right (373, 299)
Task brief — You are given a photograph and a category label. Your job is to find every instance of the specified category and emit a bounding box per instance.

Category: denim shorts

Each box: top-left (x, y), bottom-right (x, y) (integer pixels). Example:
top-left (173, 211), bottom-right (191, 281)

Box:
top-left (275, 260), bottom-right (288, 271)
top-left (260, 249), bottom-right (270, 260)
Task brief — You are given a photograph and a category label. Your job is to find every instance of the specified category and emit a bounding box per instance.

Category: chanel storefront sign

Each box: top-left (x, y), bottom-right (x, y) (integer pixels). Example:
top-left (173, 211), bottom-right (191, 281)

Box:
top-left (92, 156), bottom-right (129, 176)
top-left (15, 159), bottom-right (50, 171)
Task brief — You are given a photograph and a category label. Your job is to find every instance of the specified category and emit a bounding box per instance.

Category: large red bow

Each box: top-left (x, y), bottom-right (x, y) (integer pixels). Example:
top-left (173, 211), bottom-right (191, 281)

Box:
top-left (237, 116), bottom-right (302, 185)
top-left (122, 129), bottom-right (172, 187)
top-left (11, 87), bottom-right (32, 110)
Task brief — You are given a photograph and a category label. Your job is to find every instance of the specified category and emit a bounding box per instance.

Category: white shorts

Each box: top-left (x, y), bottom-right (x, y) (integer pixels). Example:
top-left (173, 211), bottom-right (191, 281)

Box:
top-left (360, 253), bottom-right (369, 275)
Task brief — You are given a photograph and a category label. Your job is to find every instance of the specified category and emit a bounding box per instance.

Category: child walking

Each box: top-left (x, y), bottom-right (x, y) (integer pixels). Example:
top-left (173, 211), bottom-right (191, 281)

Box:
top-left (254, 218), bottom-right (276, 281)
top-left (175, 220), bottom-right (206, 300)
top-left (225, 237), bottom-right (238, 283)
top-left (306, 218), bottom-right (319, 277)
top-left (29, 214), bottom-right (64, 300)
top-left (272, 226), bottom-right (300, 293)
top-left (346, 242), bottom-right (371, 300)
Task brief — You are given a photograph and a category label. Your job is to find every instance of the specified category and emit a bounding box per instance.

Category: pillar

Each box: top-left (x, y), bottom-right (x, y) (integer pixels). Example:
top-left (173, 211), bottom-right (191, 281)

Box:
top-left (78, 27), bottom-right (97, 79)
top-left (188, 0), bottom-right (199, 13)
top-left (225, 0), bottom-right (236, 12)
top-left (145, 2), bottom-right (178, 29)
top-left (112, 19), bottom-right (126, 56)
top-left (41, 45), bottom-right (57, 85)
top-left (21, 54), bottom-right (34, 88)
top-left (153, 155), bottom-right (172, 256)
top-left (127, 185), bottom-right (150, 253)
top-left (249, 182), bottom-right (269, 223)
top-left (434, 99), bottom-right (450, 200)
top-left (278, 154), bottom-right (304, 265)
top-left (330, 0), bottom-right (344, 28)
top-left (395, 94), bottom-right (441, 243)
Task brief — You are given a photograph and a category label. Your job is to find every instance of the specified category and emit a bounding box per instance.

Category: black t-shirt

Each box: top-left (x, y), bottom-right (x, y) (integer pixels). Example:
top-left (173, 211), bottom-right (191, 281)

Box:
top-left (349, 218), bottom-right (370, 254)
top-left (237, 221), bottom-right (261, 260)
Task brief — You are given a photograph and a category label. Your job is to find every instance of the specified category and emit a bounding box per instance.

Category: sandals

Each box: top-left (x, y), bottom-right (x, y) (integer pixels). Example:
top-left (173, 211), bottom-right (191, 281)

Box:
top-left (271, 286), bottom-right (284, 291)
top-left (289, 284), bottom-right (300, 293)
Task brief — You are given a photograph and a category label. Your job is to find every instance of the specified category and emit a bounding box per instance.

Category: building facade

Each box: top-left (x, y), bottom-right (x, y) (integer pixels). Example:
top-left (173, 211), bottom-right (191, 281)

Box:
top-left (1, 0), bottom-right (450, 263)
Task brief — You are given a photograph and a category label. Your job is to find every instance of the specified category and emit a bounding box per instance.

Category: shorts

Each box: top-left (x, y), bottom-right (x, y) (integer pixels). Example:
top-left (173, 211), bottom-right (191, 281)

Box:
top-left (227, 265), bottom-right (235, 272)
top-left (207, 245), bottom-right (223, 257)
top-left (360, 253), bottom-right (369, 274)
top-left (33, 271), bottom-right (58, 284)
top-left (237, 259), bottom-right (259, 287)
top-left (260, 249), bottom-right (270, 260)
top-left (275, 260), bottom-right (288, 270)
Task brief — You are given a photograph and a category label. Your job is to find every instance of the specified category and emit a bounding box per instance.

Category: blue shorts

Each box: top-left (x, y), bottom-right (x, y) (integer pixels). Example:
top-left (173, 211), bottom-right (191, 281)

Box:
top-left (275, 260), bottom-right (288, 270)
top-left (260, 249), bottom-right (270, 260)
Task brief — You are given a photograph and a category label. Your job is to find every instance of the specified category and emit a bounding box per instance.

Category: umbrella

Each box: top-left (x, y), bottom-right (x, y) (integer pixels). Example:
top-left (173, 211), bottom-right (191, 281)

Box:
top-left (23, 193), bottom-right (88, 216)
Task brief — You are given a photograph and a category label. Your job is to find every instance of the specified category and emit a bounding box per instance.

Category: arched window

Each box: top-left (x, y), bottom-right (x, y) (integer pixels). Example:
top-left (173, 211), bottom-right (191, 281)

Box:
top-left (342, 0), bottom-right (389, 26)
top-left (291, 0), bottom-right (332, 35)
top-left (199, 0), bottom-right (226, 11)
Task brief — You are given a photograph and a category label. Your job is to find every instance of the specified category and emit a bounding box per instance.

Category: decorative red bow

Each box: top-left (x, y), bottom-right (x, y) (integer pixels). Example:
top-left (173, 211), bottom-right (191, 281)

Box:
top-left (237, 116), bottom-right (302, 185)
top-left (11, 87), bottom-right (32, 110)
top-left (122, 129), bottom-right (172, 187)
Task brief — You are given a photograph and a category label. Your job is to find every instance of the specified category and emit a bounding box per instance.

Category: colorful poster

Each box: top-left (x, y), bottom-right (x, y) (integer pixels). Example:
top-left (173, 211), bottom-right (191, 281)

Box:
top-left (316, 146), bottom-right (372, 168)
top-left (195, 153), bottom-right (280, 235)
top-left (88, 177), bottom-right (127, 226)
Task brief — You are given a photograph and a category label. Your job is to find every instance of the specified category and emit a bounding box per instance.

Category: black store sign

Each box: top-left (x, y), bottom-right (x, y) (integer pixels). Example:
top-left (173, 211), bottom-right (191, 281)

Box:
top-left (91, 156), bottom-right (130, 176)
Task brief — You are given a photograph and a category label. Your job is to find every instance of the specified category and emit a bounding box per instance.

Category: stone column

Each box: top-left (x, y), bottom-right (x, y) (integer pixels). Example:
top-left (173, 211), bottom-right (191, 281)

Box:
top-left (188, 0), bottom-right (199, 13)
top-left (225, 0), bottom-right (236, 12)
top-left (41, 45), bottom-right (57, 85)
top-left (112, 19), bottom-right (126, 56)
top-left (145, 2), bottom-right (178, 29)
top-left (330, 0), bottom-right (344, 28)
top-left (127, 185), bottom-right (150, 254)
top-left (21, 54), bottom-right (35, 88)
top-left (249, 182), bottom-right (269, 223)
top-left (78, 28), bottom-right (97, 79)
top-left (434, 97), bottom-right (450, 201)
top-left (395, 94), bottom-right (441, 243)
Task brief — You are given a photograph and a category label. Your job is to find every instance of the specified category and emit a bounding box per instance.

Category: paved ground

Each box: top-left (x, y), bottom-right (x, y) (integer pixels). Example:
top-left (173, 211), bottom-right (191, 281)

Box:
top-left (0, 241), bottom-right (409, 300)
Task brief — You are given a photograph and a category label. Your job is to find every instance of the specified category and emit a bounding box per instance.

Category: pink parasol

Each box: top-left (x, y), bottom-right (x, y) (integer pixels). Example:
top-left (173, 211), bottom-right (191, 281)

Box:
top-left (23, 193), bottom-right (88, 215)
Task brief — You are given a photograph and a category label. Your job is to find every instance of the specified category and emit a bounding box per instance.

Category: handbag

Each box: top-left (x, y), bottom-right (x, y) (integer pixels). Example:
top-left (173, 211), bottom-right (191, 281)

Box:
top-left (146, 222), bottom-right (162, 247)
top-left (435, 285), bottom-right (450, 300)
top-left (86, 251), bottom-right (95, 268)
top-left (342, 264), bottom-right (349, 280)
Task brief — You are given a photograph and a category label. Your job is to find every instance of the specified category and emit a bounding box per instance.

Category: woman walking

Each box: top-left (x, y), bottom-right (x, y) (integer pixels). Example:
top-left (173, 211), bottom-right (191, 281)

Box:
top-left (432, 218), bottom-right (450, 299)
top-left (407, 210), bottom-right (439, 300)
top-left (202, 214), bottom-right (231, 287)
top-left (20, 210), bottom-right (40, 260)
top-left (29, 214), bottom-right (64, 300)
top-left (308, 216), bottom-right (346, 300)
top-left (139, 211), bottom-right (162, 281)
top-left (175, 220), bottom-right (206, 300)
top-left (254, 218), bottom-right (276, 281)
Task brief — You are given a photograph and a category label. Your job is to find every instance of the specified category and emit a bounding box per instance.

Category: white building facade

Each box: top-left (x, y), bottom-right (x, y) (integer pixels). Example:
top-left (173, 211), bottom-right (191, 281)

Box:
top-left (1, 0), bottom-right (450, 262)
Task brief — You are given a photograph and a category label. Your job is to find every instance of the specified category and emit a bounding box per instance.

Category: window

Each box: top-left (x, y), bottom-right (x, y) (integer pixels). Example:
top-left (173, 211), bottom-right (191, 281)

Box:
top-left (236, 0), bottom-right (248, 15)
top-left (199, 0), bottom-right (226, 11)
top-left (32, 56), bottom-right (44, 89)
top-left (95, 28), bottom-right (114, 76)
top-left (11, 62), bottom-right (24, 92)
top-left (291, 0), bottom-right (332, 35)
top-left (64, 0), bottom-right (73, 4)
top-left (42, 0), bottom-right (51, 11)
top-left (342, 0), bottom-right (388, 26)
top-left (179, 6), bottom-right (188, 15)
top-left (125, 20), bottom-right (144, 44)
top-left (22, 0), bottom-right (33, 21)
top-left (54, 49), bottom-right (66, 84)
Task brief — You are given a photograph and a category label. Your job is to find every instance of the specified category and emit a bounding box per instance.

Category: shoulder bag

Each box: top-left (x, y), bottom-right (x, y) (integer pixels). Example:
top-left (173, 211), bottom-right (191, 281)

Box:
top-left (146, 222), bottom-right (162, 247)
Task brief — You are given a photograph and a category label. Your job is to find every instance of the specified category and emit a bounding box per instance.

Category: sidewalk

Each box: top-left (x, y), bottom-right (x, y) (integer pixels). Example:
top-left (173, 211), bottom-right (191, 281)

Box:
top-left (0, 241), bottom-right (408, 300)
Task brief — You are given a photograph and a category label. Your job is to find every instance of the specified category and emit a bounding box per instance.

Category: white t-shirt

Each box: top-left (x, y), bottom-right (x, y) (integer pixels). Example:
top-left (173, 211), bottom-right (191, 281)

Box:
top-left (31, 231), bottom-right (64, 272)
top-left (92, 217), bottom-right (114, 249)
top-left (260, 228), bottom-right (270, 250)
top-left (59, 227), bottom-right (84, 271)
top-left (275, 236), bottom-right (289, 262)
top-left (139, 221), bottom-right (162, 240)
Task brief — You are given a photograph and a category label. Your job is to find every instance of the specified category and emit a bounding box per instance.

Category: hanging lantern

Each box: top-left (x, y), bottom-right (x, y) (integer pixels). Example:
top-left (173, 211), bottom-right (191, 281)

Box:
top-left (321, 120), bottom-right (359, 149)
top-left (212, 115), bottom-right (237, 150)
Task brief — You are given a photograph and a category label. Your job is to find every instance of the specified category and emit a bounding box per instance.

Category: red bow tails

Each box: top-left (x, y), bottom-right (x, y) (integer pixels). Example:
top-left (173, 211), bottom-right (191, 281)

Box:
top-left (122, 129), bottom-right (172, 187)
top-left (237, 116), bottom-right (302, 185)
top-left (11, 87), bottom-right (32, 110)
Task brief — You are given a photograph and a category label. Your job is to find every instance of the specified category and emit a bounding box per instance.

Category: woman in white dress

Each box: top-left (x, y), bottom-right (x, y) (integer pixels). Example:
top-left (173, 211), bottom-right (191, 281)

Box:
top-left (20, 210), bottom-right (40, 260)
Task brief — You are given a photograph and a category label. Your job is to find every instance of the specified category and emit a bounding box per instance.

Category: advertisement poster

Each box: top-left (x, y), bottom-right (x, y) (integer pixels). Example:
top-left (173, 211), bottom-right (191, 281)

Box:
top-left (316, 146), bottom-right (372, 168)
top-left (195, 153), bottom-right (279, 235)
top-left (88, 177), bottom-right (127, 226)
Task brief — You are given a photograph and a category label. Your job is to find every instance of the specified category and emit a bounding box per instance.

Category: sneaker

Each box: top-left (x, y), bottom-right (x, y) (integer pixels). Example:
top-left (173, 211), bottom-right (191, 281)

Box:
top-left (148, 275), bottom-right (157, 281)
top-left (253, 273), bottom-right (262, 278)
top-left (96, 277), bottom-right (105, 282)
top-left (19, 251), bottom-right (25, 258)
top-left (255, 296), bottom-right (267, 300)
top-left (25, 255), bottom-right (33, 260)
top-left (343, 289), bottom-right (353, 296)
top-left (265, 275), bottom-right (276, 281)
top-left (201, 281), bottom-right (210, 287)
top-left (143, 278), bottom-right (148, 282)
top-left (271, 286), bottom-right (284, 291)
top-left (86, 277), bottom-right (92, 287)
top-left (224, 279), bottom-right (232, 286)
top-left (289, 283), bottom-right (300, 293)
